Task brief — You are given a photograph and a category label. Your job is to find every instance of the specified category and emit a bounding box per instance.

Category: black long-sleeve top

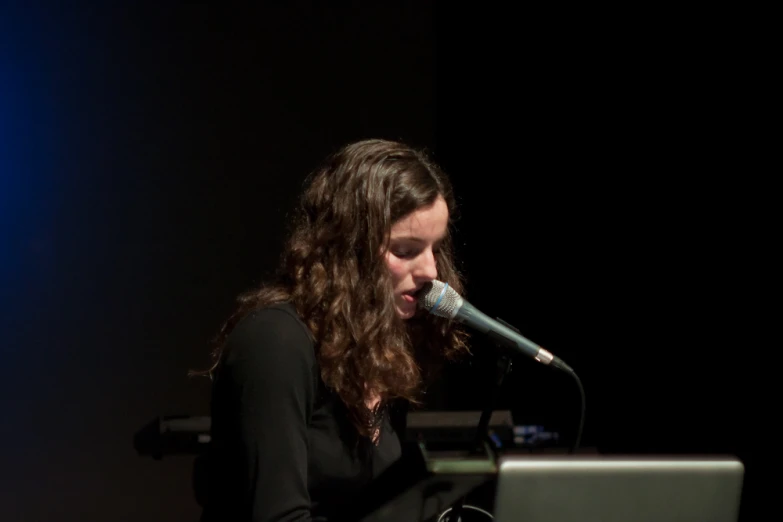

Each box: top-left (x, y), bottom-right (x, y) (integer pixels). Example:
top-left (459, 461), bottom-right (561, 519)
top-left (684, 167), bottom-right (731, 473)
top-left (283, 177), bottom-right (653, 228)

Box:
top-left (200, 302), bottom-right (403, 521)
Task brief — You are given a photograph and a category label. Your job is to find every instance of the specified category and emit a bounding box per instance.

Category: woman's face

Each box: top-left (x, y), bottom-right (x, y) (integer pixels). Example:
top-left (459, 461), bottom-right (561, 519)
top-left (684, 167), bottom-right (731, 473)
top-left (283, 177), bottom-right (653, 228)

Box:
top-left (384, 195), bottom-right (449, 320)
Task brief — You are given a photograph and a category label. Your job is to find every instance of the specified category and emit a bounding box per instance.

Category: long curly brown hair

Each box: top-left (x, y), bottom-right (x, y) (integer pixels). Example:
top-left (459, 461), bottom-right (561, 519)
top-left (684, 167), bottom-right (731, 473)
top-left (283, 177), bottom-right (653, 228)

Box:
top-left (197, 139), bottom-right (469, 438)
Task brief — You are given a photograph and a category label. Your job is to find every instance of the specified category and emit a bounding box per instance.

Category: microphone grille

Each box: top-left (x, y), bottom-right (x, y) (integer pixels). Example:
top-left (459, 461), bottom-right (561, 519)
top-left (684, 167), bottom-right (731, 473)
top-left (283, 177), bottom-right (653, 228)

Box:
top-left (417, 280), bottom-right (463, 319)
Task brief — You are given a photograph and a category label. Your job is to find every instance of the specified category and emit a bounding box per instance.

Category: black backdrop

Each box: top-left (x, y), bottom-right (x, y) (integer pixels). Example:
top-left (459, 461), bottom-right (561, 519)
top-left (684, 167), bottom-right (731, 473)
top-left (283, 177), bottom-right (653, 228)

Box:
top-left (0, 3), bottom-right (770, 521)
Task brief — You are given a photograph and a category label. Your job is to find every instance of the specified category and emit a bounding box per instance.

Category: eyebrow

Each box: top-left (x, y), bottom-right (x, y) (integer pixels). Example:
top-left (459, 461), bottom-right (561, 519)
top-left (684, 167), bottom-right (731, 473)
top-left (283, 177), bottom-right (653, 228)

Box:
top-left (390, 233), bottom-right (448, 245)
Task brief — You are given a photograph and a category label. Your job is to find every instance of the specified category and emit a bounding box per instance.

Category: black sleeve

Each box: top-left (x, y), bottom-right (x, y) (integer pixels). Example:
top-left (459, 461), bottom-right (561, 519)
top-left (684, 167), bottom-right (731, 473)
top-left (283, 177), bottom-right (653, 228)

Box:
top-left (221, 307), bottom-right (317, 522)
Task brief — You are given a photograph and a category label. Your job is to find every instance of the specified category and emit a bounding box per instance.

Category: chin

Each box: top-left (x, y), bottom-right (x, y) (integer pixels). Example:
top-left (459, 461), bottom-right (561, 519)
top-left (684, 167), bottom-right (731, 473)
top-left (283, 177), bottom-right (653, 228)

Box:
top-left (396, 303), bottom-right (417, 320)
top-left (397, 309), bottom-right (416, 320)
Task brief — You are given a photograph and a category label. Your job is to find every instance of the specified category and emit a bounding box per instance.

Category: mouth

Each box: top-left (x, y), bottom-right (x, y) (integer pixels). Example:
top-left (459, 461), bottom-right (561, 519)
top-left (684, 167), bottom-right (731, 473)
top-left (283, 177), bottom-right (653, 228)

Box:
top-left (400, 288), bottom-right (421, 304)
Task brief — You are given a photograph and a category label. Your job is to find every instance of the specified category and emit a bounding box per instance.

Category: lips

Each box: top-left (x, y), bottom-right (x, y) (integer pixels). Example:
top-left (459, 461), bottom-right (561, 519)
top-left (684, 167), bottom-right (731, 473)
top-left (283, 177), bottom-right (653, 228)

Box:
top-left (400, 288), bottom-right (421, 304)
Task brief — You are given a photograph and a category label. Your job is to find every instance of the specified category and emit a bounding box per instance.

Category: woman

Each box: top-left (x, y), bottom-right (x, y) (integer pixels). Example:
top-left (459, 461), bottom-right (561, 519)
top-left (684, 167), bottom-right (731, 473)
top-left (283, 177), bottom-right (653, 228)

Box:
top-left (198, 139), bottom-right (469, 521)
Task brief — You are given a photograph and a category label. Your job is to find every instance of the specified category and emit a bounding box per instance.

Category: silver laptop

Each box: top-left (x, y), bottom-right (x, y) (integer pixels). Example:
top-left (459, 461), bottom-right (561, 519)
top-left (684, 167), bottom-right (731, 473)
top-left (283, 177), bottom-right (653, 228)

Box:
top-left (493, 455), bottom-right (744, 522)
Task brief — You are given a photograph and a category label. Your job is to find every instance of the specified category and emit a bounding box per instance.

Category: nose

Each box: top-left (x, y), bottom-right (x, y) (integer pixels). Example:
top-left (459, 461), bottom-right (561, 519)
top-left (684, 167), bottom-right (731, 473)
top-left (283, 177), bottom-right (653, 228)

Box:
top-left (413, 248), bottom-right (438, 283)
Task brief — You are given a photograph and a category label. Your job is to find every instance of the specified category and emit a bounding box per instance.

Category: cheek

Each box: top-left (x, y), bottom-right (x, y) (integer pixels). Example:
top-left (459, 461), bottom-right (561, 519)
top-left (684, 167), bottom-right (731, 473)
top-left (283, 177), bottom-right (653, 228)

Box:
top-left (384, 255), bottom-right (408, 288)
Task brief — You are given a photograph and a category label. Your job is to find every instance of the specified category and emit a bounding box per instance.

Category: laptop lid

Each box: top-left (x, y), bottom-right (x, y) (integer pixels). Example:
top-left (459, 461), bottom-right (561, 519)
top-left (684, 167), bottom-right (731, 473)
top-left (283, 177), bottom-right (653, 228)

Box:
top-left (493, 455), bottom-right (744, 522)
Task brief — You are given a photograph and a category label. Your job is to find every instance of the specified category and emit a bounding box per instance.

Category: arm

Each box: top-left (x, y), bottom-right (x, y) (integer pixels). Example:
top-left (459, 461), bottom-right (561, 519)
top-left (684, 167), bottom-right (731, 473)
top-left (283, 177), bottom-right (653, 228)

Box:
top-left (221, 308), bottom-right (316, 521)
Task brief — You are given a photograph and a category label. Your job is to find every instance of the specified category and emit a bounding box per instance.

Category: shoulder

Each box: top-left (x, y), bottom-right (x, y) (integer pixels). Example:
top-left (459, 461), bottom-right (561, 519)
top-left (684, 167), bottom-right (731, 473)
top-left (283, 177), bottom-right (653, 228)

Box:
top-left (223, 302), bottom-right (316, 372)
top-left (214, 302), bottom-right (320, 429)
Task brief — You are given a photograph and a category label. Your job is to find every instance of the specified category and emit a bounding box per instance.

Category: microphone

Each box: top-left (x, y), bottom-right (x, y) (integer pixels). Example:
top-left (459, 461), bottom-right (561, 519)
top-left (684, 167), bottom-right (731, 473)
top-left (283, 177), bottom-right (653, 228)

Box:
top-left (417, 280), bottom-right (574, 374)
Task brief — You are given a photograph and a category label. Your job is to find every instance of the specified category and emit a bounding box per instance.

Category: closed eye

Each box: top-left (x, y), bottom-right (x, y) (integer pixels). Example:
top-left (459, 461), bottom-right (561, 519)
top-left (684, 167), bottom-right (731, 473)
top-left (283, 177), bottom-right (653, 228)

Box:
top-left (389, 236), bottom-right (445, 259)
top-left (392, 250), bottom-right (418, 259)
top-left (392, 247), bottom-right (440, 259)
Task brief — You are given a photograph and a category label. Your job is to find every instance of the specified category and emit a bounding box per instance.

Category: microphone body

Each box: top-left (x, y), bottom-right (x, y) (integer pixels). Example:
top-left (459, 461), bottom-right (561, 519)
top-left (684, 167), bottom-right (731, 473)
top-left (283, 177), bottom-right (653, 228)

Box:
top-left (455, 299), bottom-right (555, 365)
top-left (418, 280), bottom-right (573, 373)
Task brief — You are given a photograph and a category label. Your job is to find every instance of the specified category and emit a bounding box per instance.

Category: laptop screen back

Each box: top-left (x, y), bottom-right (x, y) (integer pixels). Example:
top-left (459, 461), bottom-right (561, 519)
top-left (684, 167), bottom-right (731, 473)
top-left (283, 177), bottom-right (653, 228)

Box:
top-left (493, 455), bottom-right (744, 522)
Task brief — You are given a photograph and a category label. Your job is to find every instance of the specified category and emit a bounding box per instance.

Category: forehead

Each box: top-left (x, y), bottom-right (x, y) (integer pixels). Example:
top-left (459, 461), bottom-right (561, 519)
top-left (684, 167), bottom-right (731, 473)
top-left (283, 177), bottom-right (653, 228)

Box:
top-left (390, 196), bottom-right (449, 240)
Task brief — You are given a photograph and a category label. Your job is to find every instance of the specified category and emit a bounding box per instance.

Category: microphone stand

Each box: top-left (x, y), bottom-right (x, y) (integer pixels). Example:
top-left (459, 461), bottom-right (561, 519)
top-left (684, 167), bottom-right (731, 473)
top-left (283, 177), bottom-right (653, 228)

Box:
top-left (474, 353), bottom-right (512, 454)
top-left (445, 319), bottom-right (514, 522)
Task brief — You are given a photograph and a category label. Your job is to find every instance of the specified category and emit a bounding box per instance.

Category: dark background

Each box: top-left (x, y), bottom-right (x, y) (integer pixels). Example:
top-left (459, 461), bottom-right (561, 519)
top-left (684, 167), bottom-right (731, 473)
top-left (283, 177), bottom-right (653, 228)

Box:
top-left (1, 2), bottom-right (772, 521)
